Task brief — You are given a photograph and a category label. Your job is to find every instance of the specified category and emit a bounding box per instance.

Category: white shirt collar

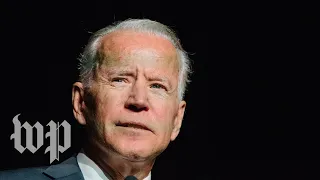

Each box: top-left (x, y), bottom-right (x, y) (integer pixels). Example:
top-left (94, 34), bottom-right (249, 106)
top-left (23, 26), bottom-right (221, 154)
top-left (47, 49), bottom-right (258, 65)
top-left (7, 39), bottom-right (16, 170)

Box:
top-left (77, 152), bottom-right (151, 180)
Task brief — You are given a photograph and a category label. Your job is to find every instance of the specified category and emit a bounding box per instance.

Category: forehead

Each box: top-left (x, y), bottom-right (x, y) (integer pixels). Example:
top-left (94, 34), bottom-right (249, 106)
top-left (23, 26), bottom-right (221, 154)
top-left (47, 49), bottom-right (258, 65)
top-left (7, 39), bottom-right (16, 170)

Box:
top-left (98, 30), bottom-right (178, 66)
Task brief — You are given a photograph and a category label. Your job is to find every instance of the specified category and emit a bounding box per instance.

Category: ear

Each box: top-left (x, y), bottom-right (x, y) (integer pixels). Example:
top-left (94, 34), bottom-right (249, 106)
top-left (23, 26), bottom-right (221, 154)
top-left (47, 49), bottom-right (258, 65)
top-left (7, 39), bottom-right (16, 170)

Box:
top-left (72, 82), bottom-right (87, 125)
top-left (170, 101), bottom-right (186, 141)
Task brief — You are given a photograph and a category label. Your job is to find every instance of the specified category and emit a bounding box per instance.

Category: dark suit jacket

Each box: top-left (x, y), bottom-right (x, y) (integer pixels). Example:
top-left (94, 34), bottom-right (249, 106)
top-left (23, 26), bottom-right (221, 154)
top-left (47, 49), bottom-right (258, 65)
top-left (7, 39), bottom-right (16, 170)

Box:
top-left (0, 155), bottom-right (84, 180)
top-left (0, 155), bottom-right (213, 180)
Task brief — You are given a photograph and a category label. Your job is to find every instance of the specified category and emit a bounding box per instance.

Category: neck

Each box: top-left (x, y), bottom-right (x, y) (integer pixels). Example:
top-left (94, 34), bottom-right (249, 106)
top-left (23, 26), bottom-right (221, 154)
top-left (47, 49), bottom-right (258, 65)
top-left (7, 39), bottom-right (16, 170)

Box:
top-left (82, 140), bottom-right (154, 180)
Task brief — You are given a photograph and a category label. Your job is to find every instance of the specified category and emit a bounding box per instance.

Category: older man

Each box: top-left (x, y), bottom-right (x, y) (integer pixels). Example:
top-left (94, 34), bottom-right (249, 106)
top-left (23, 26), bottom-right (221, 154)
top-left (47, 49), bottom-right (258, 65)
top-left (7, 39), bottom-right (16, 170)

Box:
top-left (0, 18), bottom-right (192, 180)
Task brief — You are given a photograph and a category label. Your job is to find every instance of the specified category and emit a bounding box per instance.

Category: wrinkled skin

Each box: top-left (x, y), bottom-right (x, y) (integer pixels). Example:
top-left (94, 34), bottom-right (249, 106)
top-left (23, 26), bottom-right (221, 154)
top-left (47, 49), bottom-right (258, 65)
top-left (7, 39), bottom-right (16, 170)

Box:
top-left (72, 30), bottom-right (186, 179)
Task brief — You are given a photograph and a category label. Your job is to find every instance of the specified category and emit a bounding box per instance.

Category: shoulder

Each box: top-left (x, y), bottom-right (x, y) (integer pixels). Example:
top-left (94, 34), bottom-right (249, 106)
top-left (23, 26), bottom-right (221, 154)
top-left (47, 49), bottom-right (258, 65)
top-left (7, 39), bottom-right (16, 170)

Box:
top-left (0, 154), bottom-right (82, 180)
top-left (0, 166), bottom-right (49, 180)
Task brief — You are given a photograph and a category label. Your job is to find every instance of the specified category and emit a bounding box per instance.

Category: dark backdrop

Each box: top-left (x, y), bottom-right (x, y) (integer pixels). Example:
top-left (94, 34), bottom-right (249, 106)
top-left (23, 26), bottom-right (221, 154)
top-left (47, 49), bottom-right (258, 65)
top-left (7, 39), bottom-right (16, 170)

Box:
top-left (1, 1), bottom-right (317, 180)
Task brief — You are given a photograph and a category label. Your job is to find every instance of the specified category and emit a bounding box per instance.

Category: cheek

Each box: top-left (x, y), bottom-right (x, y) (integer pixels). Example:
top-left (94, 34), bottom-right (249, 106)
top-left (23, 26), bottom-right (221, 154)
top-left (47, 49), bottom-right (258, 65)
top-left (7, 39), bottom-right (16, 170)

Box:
top-left (95, 89), bottom-right (127, 121)
top-left (153, 101), bottom-right (177, 128)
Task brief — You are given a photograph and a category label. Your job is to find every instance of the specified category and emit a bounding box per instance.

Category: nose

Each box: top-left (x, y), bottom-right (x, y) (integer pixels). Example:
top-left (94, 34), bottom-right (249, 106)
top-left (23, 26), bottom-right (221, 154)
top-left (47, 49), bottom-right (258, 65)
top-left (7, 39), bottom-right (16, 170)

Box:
top-left (125, 80), bottom-right (149, 112)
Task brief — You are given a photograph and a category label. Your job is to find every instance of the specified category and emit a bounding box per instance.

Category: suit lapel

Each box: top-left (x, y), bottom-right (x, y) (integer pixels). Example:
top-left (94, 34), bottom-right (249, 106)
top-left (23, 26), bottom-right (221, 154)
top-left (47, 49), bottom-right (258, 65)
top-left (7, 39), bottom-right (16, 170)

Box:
top-left (42, 154), bottom-right (84, 180)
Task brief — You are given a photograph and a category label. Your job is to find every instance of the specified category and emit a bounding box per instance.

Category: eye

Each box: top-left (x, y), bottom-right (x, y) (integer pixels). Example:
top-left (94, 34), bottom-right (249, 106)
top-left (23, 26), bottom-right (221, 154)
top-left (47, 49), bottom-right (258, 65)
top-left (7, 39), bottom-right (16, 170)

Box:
top-left (112, 77), bottom-right (127, 83)
top-left (150, 83), bottom-right (167, 90)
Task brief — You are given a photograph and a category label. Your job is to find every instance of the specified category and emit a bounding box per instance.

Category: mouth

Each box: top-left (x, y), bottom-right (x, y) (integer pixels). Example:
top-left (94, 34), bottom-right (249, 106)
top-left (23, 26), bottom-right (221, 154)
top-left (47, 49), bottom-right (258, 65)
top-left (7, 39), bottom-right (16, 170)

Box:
top-left (116, 122), bottom-right (152, 132)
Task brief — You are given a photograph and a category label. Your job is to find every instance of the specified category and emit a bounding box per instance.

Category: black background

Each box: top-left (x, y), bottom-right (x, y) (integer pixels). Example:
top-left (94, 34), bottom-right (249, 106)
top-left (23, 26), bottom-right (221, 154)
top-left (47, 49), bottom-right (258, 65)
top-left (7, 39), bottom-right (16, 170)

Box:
top-left (0, 1), bottom-right (317, 180)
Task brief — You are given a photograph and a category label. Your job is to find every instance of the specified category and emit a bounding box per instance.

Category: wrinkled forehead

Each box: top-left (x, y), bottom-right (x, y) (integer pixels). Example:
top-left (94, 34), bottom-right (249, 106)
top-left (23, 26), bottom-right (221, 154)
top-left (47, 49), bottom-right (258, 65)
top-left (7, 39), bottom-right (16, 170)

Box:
top-left (97, 30), bottom-right (179, 68)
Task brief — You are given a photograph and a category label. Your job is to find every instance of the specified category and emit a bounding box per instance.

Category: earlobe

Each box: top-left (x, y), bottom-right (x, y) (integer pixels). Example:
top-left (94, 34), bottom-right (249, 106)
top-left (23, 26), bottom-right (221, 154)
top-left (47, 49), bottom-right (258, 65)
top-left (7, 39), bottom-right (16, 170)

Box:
top-left (72, 82), bottom-right (87, 125)
top-left (170, 101), bottom-right (186, 141)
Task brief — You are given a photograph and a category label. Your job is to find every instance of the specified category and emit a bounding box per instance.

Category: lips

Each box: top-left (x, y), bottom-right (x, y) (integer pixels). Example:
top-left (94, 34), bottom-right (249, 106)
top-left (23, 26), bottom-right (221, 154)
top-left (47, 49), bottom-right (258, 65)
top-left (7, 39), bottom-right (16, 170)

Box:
top-left (116, 122), bottom-right (151, 132)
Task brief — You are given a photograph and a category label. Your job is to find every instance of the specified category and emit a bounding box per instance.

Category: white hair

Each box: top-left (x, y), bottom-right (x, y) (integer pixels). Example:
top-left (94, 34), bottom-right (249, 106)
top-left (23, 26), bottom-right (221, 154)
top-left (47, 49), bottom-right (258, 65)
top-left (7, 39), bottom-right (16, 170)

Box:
top-left (78, 19), bottom-right (192, 100)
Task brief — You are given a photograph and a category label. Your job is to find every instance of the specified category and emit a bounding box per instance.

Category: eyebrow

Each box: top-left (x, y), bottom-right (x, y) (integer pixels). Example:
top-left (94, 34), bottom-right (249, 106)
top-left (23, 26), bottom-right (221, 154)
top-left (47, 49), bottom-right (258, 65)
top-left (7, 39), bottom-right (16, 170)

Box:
top-left (111, 70), bottom-right (170, 84)
top-left (147, 76), bottom-right (169, 83)
top-left (105, 69), bottom-right (136, 77)
top-left (101, 68), bottom-right (173, 88)
top-left (147, 75), bottom-right (172, 89)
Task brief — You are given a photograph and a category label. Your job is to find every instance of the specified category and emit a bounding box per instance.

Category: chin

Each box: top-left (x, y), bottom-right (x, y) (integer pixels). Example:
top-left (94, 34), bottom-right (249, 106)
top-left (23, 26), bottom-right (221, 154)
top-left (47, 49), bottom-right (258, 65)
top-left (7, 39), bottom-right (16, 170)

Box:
top-left (122, 151), bottom-right (150, 162)
top-left (104, 131), bottom-right (168, 161)
top-left (121, 142), bottom-right (171, 163)
top-left (118, 145), bottom-right (155, 162)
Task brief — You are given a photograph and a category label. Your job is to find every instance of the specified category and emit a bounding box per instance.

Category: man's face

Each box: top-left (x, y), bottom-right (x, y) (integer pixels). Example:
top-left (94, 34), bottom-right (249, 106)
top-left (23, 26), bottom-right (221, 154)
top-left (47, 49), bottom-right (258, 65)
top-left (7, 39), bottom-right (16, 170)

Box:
top-left (78, 30), bottom-right (186, 161)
